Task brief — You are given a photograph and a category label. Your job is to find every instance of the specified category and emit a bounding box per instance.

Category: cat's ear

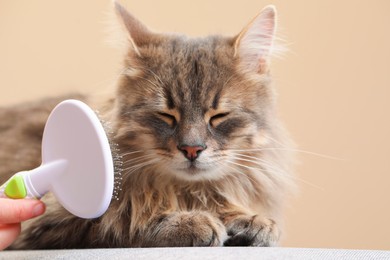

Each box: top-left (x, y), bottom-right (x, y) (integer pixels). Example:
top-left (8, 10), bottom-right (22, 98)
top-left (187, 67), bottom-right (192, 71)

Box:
top-left (234, 5), bottom-right (277, 73)
top-left (114, 1), bottom-right (155, 56)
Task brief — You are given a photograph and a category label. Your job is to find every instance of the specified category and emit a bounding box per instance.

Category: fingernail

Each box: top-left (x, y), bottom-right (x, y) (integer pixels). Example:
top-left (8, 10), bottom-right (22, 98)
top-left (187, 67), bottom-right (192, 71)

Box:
top-left (33, 203), bottom-right (45, 217)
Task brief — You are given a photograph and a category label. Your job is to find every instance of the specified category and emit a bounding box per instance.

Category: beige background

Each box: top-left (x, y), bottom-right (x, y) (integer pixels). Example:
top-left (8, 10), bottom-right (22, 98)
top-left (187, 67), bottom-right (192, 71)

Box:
top-left (1, 0), bottom-right (389, 250)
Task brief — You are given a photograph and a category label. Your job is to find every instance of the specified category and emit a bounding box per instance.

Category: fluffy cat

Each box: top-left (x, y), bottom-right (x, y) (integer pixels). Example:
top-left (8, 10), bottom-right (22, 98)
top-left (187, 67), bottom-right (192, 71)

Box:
top-left (1, 2), bottom-right (294, 248)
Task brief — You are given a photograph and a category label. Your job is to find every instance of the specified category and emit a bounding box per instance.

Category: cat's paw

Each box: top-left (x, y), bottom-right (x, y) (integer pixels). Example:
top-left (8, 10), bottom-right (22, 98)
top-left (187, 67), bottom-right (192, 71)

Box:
top-left (223, 215), bottom-right (279, 247)
top-left (150, 211), bottom-right (227, 247)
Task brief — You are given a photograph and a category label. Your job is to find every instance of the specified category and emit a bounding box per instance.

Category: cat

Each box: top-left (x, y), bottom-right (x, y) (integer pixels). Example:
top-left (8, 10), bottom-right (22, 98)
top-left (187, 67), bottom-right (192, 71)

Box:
top-left (1, 2), bottom-right (294, 249)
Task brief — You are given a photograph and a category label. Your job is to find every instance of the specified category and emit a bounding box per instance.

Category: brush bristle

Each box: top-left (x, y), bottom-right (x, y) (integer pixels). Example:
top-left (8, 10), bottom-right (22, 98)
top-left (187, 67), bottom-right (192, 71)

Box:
top-left (95, 110), bottom-right (123, 201)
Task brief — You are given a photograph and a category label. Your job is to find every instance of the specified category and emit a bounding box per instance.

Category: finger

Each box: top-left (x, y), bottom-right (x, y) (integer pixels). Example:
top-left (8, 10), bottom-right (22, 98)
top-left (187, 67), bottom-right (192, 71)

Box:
top-left (0, 223), bottom-right (21, 250)
top-left (0, 198), bottom-right (46, 224)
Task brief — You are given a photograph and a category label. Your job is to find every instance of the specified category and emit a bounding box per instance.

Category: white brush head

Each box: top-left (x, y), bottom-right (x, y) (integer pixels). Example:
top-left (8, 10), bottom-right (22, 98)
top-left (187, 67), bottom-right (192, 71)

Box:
top-left (42, 100), bottom-right (114, 219)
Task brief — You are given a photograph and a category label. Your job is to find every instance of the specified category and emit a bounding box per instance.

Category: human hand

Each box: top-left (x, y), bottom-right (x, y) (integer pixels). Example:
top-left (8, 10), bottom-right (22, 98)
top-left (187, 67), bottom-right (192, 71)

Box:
top-left (0, 198), bottom-right (45, 250)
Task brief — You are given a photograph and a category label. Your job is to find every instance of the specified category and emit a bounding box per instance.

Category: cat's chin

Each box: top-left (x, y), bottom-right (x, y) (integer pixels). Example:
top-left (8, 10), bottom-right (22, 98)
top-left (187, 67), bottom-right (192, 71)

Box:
top-left (172, 164), bottom-right (223, 182)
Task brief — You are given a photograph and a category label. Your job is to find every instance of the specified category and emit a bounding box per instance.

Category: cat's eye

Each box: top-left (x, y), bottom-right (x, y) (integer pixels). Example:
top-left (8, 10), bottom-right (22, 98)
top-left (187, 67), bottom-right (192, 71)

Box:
top-left (209, 112), bottom-right (230, 127)
top-left (157, 112), bottom-right (177, 127)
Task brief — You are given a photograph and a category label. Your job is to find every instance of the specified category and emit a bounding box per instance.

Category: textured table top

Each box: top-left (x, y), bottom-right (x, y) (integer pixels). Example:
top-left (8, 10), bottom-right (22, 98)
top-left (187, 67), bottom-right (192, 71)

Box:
top-left (1, 247), bottom-right (390, 260)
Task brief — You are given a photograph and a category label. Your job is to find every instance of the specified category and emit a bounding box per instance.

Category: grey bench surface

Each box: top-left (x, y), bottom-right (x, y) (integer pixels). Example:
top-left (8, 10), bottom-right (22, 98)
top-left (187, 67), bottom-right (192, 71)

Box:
top-left (1, 247), bottom-right (390, 260)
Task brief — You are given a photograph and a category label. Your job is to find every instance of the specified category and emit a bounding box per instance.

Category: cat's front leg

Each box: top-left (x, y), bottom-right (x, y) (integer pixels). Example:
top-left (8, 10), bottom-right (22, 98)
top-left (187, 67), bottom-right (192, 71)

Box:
top-left (223, 214), bottom-right (280, 247)
top-left (142, 211), bottom-right (227, 247)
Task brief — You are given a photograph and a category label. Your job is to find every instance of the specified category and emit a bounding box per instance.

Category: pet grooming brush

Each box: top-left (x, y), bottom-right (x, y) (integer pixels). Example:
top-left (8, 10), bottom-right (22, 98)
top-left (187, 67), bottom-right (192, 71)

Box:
top-left (0, 100), bottom-right (122, 219)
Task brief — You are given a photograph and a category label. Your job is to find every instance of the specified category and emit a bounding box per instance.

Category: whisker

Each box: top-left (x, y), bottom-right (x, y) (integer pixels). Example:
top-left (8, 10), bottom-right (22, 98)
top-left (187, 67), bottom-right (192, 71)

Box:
top-left (224, 160), bottom-right (275, 185)
top-left (225, 159), bottom-right (258, 172)
top-left (291, 177), bottom-right (324, 191)
top-left (215, 160), bottom-right (259, 185)
top-left (123, 158), bottom-right (161, 175)
top-left (235, 154), bottom-right (286, 171)
top-left (124, 157), bottom-right (157, 170)
top-left (228, 152), bottom-right (263, 162)
top-left (229, 153), bottom-right (285, 171)
top-left (228, 152), bottom-right (324, 190)
top-left (121, 152), bottom-right (155, 163)
top-left (119, 150), bottom-right (145, 157)
top-left (227, 148), bottom-right (343, 160)
top-left (229, 155), bottom-right (274, 172)
top-left (263, 135), bottom-right (289, 148)
top-left (123, 154), bottom-right (157, 165)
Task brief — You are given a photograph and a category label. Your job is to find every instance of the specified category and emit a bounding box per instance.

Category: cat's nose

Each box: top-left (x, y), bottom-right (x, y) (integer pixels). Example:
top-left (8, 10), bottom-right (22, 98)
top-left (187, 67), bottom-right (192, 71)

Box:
top-left (178, 144), bottom-right (206, 161)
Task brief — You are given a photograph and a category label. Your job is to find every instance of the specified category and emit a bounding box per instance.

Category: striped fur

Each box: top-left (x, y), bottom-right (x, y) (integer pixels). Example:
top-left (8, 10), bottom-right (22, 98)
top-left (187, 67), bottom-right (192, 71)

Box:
top-left (4, 3), bottom-right (294, 249)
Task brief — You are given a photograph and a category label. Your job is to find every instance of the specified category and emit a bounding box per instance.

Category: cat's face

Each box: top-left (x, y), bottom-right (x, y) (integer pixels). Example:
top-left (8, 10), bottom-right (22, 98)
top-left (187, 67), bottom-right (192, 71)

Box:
top-left (114, 3), bottom-right (277, 181)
